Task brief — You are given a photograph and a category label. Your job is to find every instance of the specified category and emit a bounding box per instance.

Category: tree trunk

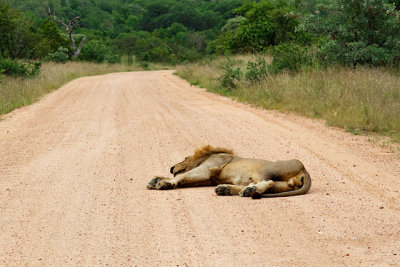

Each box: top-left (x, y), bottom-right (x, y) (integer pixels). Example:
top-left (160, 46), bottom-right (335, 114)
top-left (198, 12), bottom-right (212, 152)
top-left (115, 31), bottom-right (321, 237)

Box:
top-left (74, 37), bottom-right (87, 58)
top-left (47, 8), bottom-right (86, 59)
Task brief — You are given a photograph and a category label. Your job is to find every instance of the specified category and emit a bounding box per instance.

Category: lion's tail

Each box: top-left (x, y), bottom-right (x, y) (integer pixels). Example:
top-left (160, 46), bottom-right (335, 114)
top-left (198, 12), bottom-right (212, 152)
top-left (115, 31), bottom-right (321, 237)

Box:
top-left (260, 170), bottom-right (312, 198)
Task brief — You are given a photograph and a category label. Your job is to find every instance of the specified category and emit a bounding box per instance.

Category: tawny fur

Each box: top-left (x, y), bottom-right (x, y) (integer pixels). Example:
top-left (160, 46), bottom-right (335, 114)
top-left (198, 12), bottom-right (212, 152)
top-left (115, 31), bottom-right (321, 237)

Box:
top-left (187, 145), bottom-right (234, 171)
top-left (192, 145), bottom-right (233, 161)
top-left (147, 145), bottom-right (312, 199)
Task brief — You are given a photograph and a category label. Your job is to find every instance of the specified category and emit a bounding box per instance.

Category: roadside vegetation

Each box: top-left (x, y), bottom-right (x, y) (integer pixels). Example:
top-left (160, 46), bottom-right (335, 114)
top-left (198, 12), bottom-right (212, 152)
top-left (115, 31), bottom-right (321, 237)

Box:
top-left (176, 0), bottom-right (400, 144)
top-left (177, 55), bottom-right (400, 142)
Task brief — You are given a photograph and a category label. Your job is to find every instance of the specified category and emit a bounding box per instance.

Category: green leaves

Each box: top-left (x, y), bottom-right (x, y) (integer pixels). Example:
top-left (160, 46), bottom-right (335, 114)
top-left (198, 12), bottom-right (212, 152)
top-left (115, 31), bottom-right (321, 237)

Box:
top-left (79, 40), bottom-right (111, 63)
top-left (303, 0), bottom-right (400, 67)
top-left (245, 57), bottom-right (268, 81)
top-left (0, 2), bottom-right (37, 59)
top-left (48, 47), bottom-right (69, 63)
top-left (270, 43), bottom-right (315, 74)
top-left (0, 57), bottom-right (41, 77)
top-left (215, 0), bottom-right (305, 54)
top-left (220, 65), bottom-right (242, 88)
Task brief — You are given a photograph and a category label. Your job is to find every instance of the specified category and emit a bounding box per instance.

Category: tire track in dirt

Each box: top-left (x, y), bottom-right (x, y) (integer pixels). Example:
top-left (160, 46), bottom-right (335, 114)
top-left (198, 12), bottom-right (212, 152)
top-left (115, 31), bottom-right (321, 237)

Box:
top-left (1, 70), bottom-right (399, 266)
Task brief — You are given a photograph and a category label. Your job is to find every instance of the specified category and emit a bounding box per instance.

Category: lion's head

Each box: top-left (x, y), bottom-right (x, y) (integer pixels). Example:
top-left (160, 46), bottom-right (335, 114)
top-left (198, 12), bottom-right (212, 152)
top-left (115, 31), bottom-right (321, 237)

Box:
top-left (170, 145), bottom-right (234, 176)
top-left (170, 156), bottom-right (193, 176)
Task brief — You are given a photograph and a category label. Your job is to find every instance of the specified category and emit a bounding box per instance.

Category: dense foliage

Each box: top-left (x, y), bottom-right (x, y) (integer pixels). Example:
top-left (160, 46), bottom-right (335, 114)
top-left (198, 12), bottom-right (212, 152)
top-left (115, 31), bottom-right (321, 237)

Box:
top-left (3, 0), bottom-right (246, 64)
top-left (211, 1), bottom-right (308, 54)
top-left (1, 0), bottom-right (400, 76)
top-left (302, 0), bottom-right (400, 66)
top-left (0, 57), bottom-right (41, 76)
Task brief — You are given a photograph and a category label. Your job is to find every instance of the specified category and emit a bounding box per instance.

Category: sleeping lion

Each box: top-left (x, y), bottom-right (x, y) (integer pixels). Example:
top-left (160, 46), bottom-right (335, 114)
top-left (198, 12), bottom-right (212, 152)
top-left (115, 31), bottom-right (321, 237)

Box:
top-left (147, 145), bottom-right (311, 199)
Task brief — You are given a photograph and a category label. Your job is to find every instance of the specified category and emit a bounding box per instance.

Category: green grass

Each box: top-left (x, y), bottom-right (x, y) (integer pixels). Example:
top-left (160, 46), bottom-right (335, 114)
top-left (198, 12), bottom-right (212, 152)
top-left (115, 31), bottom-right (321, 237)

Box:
top-left (176, 55), bottom-right (400, 143)
top-left (0, 61), bottom-right (169, 116)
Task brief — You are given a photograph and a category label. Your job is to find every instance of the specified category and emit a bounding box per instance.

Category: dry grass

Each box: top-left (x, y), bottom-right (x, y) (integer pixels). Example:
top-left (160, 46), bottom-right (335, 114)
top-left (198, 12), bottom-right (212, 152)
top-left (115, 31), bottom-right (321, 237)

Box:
top-left (176, 55), bottom-right (400, 142)
top-left (0, 61), bottom-right (169, 116)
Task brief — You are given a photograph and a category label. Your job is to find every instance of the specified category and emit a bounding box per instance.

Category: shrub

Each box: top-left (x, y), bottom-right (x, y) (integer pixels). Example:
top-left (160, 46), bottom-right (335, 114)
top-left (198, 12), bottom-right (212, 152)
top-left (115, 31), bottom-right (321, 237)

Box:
top-left (80, 40), bottom-right (111, 63)
top-left (0, 57), bottom-right (41, 77)
top-left (48, 47), bottom-right (69, 63)
top-left (318, 41), bottom-right (397, 67)
top-left (105, 54), bottom-right (121, 64)
top-left (245, 57), bottom-right (268, 81)
top-left (269, 44), bottom-right (314, 74)
top-left (219, 64), bottom-right (242, 88)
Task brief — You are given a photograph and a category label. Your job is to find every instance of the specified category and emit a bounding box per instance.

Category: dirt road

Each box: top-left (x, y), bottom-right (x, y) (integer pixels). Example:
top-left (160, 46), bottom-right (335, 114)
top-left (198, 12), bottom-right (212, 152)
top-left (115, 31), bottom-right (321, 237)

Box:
top-left (1, 70), bottom-right (399, 266)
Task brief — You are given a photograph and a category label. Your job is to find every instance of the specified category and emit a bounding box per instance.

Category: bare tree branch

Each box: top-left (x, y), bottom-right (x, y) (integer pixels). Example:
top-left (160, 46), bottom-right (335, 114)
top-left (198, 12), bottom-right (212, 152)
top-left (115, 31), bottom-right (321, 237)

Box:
top-left (47, 7), bottom-right (86, 58)
top-left (74, 36), bottom-right (87, 58)
top-left (47, 7), bottom-right (68, 30)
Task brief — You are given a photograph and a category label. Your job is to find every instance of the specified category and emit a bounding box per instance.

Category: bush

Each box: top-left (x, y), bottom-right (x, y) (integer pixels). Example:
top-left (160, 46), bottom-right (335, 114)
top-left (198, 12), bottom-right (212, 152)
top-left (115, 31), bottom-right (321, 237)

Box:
top-left (105, 54), bottom-right (121, 64)
top-left (269, 44), bottom-right (314, 74)
top-left (80, 40), bottom-right (111, 63)
top-left (136, 44), bottom-right (170, 62)
top-left (318, 41), bottom-right (397, 67)
top-left (219, 64), bottom-right (242, 88)
top-left (0, 57), bottom-right (41, 77)
top-left (48, 47), bottom-right (69, 63)
top-left (245, 57), bottom-right (268, 81)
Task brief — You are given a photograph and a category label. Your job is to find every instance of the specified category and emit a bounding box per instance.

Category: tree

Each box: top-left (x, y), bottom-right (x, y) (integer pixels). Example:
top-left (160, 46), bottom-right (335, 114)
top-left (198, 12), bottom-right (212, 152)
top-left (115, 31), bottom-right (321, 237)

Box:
top-left (48, 7), bottom-right (87, 58)
top-left (0, 2), bottom-right (38, 59)
top-left (112, 33), bottom-right (137, 56)
top-left (213, 0), bottom-right (303, 53)
top-left (35, 18), bottom-right (69, 58)
top-left (0, 2), bottom-right (15, 57)
top-left (302, 0), bottom-right (400, 66)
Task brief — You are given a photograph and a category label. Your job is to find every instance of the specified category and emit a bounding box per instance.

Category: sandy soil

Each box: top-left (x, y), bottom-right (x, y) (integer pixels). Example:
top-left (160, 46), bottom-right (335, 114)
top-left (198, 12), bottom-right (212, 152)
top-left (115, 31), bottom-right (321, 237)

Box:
top-left (0, 70), bottom-right (399, 266)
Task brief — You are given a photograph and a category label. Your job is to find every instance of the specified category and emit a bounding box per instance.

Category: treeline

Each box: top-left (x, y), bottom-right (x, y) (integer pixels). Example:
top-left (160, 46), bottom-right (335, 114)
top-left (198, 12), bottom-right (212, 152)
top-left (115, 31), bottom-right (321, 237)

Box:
top-left (2, 0), bottom-right (246, 65)
top-left (1, 0), bottom-right (400, 79)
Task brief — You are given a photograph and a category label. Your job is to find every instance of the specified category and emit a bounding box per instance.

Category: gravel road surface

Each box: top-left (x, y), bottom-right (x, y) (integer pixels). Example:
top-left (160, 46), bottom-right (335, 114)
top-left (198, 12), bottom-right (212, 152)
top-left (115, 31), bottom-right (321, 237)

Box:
top-left (1, 70), bottom-right (399, 266)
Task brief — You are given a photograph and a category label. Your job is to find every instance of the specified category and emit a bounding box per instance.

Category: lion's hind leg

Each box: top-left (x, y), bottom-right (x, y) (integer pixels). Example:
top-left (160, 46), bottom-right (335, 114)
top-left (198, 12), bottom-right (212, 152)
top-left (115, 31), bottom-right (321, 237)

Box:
top-left (215, 184), bottom-right (245, 196)
top-left (240, 181), bottom-right (274, 199)
top-left (287, 176), bottom-right (303, 189)
top-left (266, 172), bottom-right (306, 194)
top-left (268, 177), bottom-right (302, 193)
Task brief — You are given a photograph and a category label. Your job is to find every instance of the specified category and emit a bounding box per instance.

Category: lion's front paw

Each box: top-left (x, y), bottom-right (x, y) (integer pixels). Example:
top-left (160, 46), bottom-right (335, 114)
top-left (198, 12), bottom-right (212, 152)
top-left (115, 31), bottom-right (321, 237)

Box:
top-left (156, 179), bottom-right (175, 190)
top-left (147, 177), bottom-right (175, 190)
top-left (215, 185), bottom-right (232, 196)
top-left (147, 177), bottom-right (163, 189)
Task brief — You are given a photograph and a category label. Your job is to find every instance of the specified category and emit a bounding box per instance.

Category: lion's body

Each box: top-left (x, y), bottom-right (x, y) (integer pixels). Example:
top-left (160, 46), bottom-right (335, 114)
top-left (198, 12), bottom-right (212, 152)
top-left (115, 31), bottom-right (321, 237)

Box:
top-left (147, 146), bottom-right (311, 199)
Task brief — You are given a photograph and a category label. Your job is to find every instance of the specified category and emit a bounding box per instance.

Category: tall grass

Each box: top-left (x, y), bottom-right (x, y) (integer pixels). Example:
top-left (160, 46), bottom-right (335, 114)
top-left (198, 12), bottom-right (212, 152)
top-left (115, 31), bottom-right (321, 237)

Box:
top-left (0, 61), bottom-right (167, 116)
top-left (176, 55), bottom-right (400, 142)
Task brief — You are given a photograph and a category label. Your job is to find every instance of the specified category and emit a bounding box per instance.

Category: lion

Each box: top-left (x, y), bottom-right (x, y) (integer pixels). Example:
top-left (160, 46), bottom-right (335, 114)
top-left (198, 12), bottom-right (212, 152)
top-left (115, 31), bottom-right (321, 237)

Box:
top-left (147, 145), bottom-right (311, 199)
